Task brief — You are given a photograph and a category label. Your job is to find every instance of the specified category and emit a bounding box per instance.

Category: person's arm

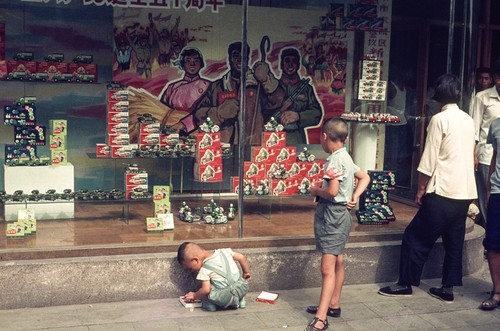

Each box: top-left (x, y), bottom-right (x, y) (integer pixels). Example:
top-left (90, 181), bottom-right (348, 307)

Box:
top-left (486, 148), bottom-right (497, 209)
top-left (232, 252), bottom-right (251, 280)
top-left (184, 279), bottom-right (211, 301)
top-left (346, 170), bottom-right (370, 209)
top-left (310, 177), bottom-right (339, 200)
top-left (415, 172), bottom-right (431, 205)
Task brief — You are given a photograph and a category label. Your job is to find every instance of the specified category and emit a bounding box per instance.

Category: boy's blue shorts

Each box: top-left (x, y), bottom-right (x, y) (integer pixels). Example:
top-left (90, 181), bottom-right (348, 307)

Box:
top-left (314, 202), bottom-right (352, 255)
top-left (484, 193), bottom-right (500, 251)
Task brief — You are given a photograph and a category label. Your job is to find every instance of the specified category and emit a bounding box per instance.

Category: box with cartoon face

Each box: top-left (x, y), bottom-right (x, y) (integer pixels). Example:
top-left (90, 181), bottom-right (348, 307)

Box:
top-left (197, 148), bottom-right (222, 166)
top-left (194, 162), bottom-right (223, 182)
top-left (196, 132), bottom-right (221, 151)
top-left (262, 131), bottom-right (287, 148)
top-left (244, 162), bottom-right (267, 179)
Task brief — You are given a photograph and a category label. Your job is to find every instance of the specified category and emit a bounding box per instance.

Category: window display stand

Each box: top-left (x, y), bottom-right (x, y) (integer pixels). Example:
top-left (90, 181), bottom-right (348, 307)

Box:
top-left (3, 163), bottom-right (75, 221)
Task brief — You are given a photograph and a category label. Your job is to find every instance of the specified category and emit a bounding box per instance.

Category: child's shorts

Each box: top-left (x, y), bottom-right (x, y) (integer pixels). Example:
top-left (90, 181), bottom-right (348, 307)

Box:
top-left (314, 202), bottom-right (352, 255)
top-left (484, 193), bottom-right (500, 251)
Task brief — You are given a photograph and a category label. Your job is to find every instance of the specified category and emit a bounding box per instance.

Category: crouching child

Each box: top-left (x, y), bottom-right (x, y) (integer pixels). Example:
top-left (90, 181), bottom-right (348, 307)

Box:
top-left (177, 242), bottom-right (251, 311)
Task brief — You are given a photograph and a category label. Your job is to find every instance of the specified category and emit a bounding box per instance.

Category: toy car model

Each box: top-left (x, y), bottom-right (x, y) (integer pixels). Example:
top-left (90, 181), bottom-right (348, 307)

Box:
top-left (91, 189), bottom-right (107, 200)
top-left (53, 73), bottom-right (74, 82)
top-left (44, 53), bottom-right (64, 62)
top-left (29, 156), bottom-right (50, 166)
top-left (73, 54), bottom-right (93, 64)
top-left (75, 189), bottom-right (91, 200)
top-left (12, 190), bottom-right (27, 202)
top-left (5, 70), bottom-right (29, 81)
top-left (6, 157), bottom-right (31, 166)
top-left (137, 113), bottom-right (156, 124)
top-left (75, 74), bottom-right (95, 83)
top-left (29, 72), bottom-right (49, 81)
top-left (130, 187), bottom-right (152, 200)
top-left (16, 96), bottom-right (36, 106)
top-left (60, 189), bottom-right (75, 200)
top-left (108, 189), bottom-right (125, 200)
top-left (28, 189), bottom-right (43, 201)
top-left (44, 189), bottom-right (59, 201)
top-left (13, 51), bottom-right (34, 61)
top-left (110, 90), bottom-right (128, 101)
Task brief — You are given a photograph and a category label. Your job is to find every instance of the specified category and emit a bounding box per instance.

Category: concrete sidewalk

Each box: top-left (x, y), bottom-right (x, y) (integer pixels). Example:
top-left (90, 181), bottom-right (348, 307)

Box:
top-left (1, 264), bottom-right (499, 331)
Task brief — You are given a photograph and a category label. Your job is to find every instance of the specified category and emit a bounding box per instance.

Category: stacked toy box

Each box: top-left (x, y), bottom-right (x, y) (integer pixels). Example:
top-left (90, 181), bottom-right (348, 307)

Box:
top-left (356, 170), bottom-right (396, 224)
top-left (49, 119), bottom-right (67, 165)
top-left (4, 96), bottom-right (48, 166)
top-left (231, 124), bottom-right (324, 196)
top-left (146, 185), bottom-right (174, 232)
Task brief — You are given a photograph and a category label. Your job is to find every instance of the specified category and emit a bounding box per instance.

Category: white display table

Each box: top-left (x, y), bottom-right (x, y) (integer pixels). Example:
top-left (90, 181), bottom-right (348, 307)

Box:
top-left (4, 163), bottom-right (75, 221)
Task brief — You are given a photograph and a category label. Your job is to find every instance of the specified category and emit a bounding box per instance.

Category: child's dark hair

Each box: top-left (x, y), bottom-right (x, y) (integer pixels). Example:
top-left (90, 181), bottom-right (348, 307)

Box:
top-left (177, 241), bottom-right (192, 264)
top-left (432, 74), bottom-right (461, 104)
top-left (322, 118), bottom-right (348, 143)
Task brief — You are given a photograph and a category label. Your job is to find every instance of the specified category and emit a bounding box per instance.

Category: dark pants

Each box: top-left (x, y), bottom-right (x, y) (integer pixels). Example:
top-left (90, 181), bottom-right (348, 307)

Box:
top-left (398, 193), bottom-right (471, 287)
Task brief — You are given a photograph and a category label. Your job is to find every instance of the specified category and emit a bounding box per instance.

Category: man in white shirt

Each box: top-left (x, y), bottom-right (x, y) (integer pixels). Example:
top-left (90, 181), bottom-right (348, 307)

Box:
top-left (379, 74), bottom-right (477, 303)
top-left (473, 66), bottom-right (500, 228)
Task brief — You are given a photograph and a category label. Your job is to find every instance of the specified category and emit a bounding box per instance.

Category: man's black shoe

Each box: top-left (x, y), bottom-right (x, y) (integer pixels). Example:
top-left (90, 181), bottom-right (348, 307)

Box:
top-left (428, 287), bottom-right (454, 303)
top-left (378, 284), bottom-right (413, 297)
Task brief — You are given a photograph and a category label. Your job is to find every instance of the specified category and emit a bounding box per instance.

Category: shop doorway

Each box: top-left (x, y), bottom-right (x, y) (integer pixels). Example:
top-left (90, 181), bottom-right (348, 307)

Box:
top-left (385, 19), bottom-right (465, 201)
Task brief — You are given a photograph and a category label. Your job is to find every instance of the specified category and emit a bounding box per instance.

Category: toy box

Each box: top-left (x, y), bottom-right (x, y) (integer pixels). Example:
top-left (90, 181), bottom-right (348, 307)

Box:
top-left (231, 177), bottom-right (255, 195)
top-left (18, 209), bottom-right (36, 233)
top-left (108, 133), bottom-right (130, 146)
top-left (356, 210), bottom-right (390, 225)
top-left (125, 173), bottom-right (148, 186)
top-left (95, 143), bottom-right (110, 158)
top-left (262, 131), bottom-right (287, 148)
top-left (108, 122), bottom-right (129, 135)
top-left (139, 133), bottom-right (160, 146)
top-left (37, 62), bottom-right (68, 82)
top-left (51, 150), bottom-right (67, 165)
top-left (107, 89), bottom-right (128, 102)
top-left (146, 217), bottom-right (164, 232)
top-left (367, 170), bottom-right (396, 190)
top-left (196, 132), bottom-right (221, 151)
top-left (255, 178), bottom-right (271, 195)
top-left (49, 119), bottom-right (67, 135)
top-left (5, 222), bottom-right (25, 238)
top-left (194, 162), bottom-right (223, 182)
top-left (160, 132), bottom-right (179, 147)
top-left (156, 213), bottom-right (174, 230)
top-left (154, 201), bottom-right (171, 215)
top-left (140, 122), bottom-right (161, 134)
top-left (153, 185), bottom-right (171, 202)
top-left (14, 126), bottom-right (46, 146)
top-left (198, 148), bottom-right (222, 166)
top-left (5, 60), bottom-right (37, 80)
top-left (49, 134), bottom-right (66, 150)
top-left (5, 145), bottom-right (36, 161)
top-left (4, 104), bottom-right (36, 126)
top-left (275, 147), bottom-right (297, 163)
top-left (252, 147), bottom-right (276, 163)
top-left (110, 144), bottom-right (135, 158)
top-left (244, 161), bottom-right (267, 179)
top-left (127, 184), bottom-right (150, 200)
top-left (303, 161), bottom-right (324, 178)
top-left (271, 179), bottom-right (299, 196)
top-left (107, 111), bottom-right (129, 124)
top-left (68, 63), bottom-right (98, 83)
top-left (360, 190), bottom-right (389, 208)
top-left (108, 100), bottom-right (129, 113)
top-left (286, 162), bottom-right (307, 179)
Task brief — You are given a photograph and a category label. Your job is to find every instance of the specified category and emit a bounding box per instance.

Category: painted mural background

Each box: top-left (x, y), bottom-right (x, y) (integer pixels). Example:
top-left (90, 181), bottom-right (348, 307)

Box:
top-left (0, 0), bottom-right (391, 192)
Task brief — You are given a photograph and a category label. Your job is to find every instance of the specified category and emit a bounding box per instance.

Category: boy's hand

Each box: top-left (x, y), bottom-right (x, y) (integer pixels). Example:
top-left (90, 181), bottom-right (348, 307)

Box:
top-left (346, 194), bottom-right (359, 210)
top-left (243, 272), bottom-right (251, 281)
top-left (184, 292), bottom-right (196, 301)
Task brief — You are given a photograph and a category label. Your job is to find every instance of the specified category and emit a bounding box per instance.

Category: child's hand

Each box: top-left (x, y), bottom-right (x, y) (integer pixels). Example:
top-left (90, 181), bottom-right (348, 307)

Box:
top-left (346, 195), bottom-right (358, 210)
top-left (243, 272), bottom-right (251, 281)
top-left (184, 292), bottom-right (196, 301)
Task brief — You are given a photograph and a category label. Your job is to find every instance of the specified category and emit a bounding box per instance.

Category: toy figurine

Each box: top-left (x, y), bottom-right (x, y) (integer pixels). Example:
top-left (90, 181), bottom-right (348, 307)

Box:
top-left (273, 164), bottom-right (288, 179)
top-left (297, 147), bottom-right (315, 162)
top-left (264, 117), bottom-right (284, 132)
top-left (227, 203), bottom-right (236, 220)
top-left (199, 117), bottom-right (220, 133)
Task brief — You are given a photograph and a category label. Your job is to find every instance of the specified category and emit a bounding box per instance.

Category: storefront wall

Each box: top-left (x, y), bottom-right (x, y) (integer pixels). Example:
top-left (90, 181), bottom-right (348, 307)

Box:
top-left (0, 0), bottom-right (481, 242)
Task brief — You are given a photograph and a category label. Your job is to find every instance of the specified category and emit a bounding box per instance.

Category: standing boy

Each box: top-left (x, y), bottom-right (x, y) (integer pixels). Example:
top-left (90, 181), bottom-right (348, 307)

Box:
top-left (177, 242), bottom-right (251, 311)
top-left (378, 74), bottom-right (477, 302)
top-left (305, 118), bottom-right (370, 331)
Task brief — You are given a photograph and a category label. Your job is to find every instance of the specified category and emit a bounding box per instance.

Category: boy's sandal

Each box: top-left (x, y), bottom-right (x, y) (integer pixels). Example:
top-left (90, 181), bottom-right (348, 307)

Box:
top-left (480, 292), bottom-right (500, 311)
top-left (305, 317), bottom-right (329, 331)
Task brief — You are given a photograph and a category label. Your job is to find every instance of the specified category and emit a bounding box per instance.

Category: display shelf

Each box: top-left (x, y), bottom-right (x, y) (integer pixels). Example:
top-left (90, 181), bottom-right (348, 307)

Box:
top-left (3, 163), bottom-right (75, 221)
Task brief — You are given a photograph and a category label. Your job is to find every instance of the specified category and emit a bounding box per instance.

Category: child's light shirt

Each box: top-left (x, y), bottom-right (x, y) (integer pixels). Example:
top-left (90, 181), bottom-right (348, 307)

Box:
top-left (322, 147), bottom-right (360, 204)
top-left (197, 248), bottom-right (239, 282)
